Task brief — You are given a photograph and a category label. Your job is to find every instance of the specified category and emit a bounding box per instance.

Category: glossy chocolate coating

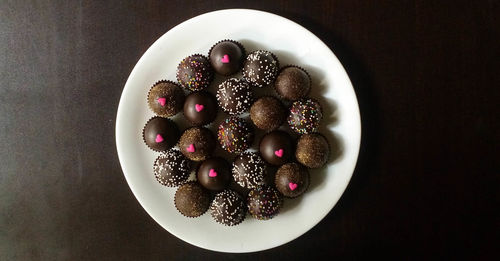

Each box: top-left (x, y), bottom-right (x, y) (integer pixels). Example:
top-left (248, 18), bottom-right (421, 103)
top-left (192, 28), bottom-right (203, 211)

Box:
top-left (142, 117), bottom-right (180, 152)
top-left (209, 40), bottom-right (245, 76)
top-left (247, 185), bottom-right (283, 220)
top-left (210, 189), bottom-right (246, 226)
top-left (183, 91), bottom-right (217, 126)
top-left (259, 130), bottom-right (294, 166)
top-left (242, 50), bottom-right (279, 88)
top-left (288, 98), bottom-right (323, 134)
top-left (217, 117), bottom-right (254, 154)
top-left (153, 149), bottom-right (191, 187)
top-left (232, 152), bottom-right (267, 189)
top-left (216, 78), bottom-right (254, 115)
top-left (197, 157), bottom-right (231, 191)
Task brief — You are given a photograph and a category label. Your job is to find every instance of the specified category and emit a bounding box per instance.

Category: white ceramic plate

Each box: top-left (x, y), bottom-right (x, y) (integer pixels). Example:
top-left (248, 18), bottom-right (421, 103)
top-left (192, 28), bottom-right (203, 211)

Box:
top-left (116, 9), bottom-right (361, 253)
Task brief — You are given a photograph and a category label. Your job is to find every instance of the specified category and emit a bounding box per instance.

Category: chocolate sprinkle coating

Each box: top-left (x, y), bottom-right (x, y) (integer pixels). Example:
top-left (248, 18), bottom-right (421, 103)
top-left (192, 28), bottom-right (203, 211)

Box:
top-left (232, 152), bottom-right (267, 189)
top-left (176, 54), bottom-right (213, 91)
top-left (209, 40), bottom-right (245, 76)
top-left (153, 149), bottom-right (191, 187)
top-left (250, 96), bottom-right (286, 131)
top-left (247, 185), bottom-right (283, 220)
top-left (217, 117), bottom-right (254, 154)
top-left (275, 163), bottom-right (310, 198)
top-left (259, 130), bottom-right (294, 166)
top-left (142, 117), bottom-right (180, 152)
top-left (174, 181), bottom-right (211, 218)
top-left (178, 127), bottom-right (216, 161)
top-left (183, 91), bottom-right (217, 126)
top-left (216, 78), bottom-right (254, 115)
top-left (242, 50), bottom-right (279, 88)
top-left (295, 133), bottom-right (330, 168)
top-left (274, 66), bottom-right (312, 101)
top-left (197, 157), bottom-right (231, 191)
top-left (147, 80), bottom-right (185, 117)
top-left (288, 98), bottom-right (323, 134)
top-left (210, 189), bottom-right (246, 226)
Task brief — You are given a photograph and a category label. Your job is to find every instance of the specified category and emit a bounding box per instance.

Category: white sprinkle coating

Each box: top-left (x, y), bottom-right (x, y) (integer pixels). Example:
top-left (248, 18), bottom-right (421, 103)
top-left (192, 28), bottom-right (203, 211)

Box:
top-left (153, 149), bottom-right (191, 187)
top-left (242, 50), bottom-right (279, 88)
top-left (232, 152), bottom-right (267, 189)
top-left (216, 78), bottom-right (254, 115)
top-left (210, 189), bottom-right (246, 226)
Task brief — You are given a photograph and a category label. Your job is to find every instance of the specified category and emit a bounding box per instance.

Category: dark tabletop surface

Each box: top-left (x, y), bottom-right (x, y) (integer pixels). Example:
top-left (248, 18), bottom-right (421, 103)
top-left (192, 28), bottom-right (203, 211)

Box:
top-left (1, 0), bottom-right (498, 260)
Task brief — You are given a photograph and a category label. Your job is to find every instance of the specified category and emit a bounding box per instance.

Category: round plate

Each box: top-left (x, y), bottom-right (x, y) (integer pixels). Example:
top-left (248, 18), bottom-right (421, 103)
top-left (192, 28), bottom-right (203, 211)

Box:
top-left (116, 9), bottom-right (361, 253)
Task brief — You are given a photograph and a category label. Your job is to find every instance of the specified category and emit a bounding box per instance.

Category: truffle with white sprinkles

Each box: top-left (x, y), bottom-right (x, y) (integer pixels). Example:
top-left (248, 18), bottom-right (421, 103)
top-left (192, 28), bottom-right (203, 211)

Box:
top-left (153, 149), bottom-right (191, 187)
top-left (216, 78), bottom-right (254, 115)
top-left (232, 152), bottom-right (267, 189)
top-left (217, 117), bottom-right (254, 154)
top-left (247, 185), bottom-right (283, 220)
top-left (176, 54), bottom-right (213, 91)
top-left (242, 50), bottom-right (279, 88)
top-left (210, 189), bottom-right (246, 226)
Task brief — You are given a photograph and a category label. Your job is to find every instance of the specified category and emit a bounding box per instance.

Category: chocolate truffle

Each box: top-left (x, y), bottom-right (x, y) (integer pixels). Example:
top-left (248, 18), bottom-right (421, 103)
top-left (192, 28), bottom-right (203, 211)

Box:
top-left (197, 157), bottom-right (231, 191)
top-left (232, 152), bottom-right (267, 189)
top-left (142, 117), bottom-right (180, 152)
top-left (210, 189), bottom-right (246, 226)
top-left (247, 185), bottom-right (283, 220)
top-left (176, 54), bottom-right (213, 91)
top-left (288, 98), bottom-right (323, 134)
top-left (295, 133), bottom-right (330, 168)
top-left (259, 131), bottom-right (294, 166)
top-left (217, 117), bottom-right (254, 154)
top-left (250, 96), bottom-right (286, 131)
top-left (147, 80), bottom-right (185, 117)
top-left (153, 149), bottom-right (191, 187)
top-left (275, 163), bottom-right (310, 198)
top-left (208, 40), bottom-right (245, 76)
top-left (174, 181), bottom-right (211, 218)
top-left (274, 66), bottom-right (311, 101)
top-left (183, 91), bottom-right (217, 126)
top-left (242, 50), bottom-right (279, 88)
top-left (178, 127), bottom-right (216, 161)
top-left (216, 78), bottom-right (254, 115)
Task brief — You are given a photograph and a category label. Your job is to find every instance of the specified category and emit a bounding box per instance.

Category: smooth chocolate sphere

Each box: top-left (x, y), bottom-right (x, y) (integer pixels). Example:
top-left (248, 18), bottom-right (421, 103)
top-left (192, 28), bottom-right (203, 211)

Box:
top-left (183, 91), bottom-right (217, 126)
top-left (209, 40), bottom-right (245, 76)
top-left (259, 131), bottom-right (294, 166)
top-left (197, 157), bottom-right (231, 191)
top-left (142, 117), bottom-right (180, 152)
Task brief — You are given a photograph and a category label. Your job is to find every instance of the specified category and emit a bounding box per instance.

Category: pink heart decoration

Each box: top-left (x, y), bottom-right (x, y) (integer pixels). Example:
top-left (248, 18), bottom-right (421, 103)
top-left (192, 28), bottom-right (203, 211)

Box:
top-left (186, 144), bottom-right (195, 152)
top-left (209, 169), bottom-right (217, 177)
top-left (157, 97), bottom-right (166, 106)
top-left (274, 149), bottom-right (284, 158)
top-left (289, 183), bottom-right (298, 191)
top-left (221, 54), bottom-right (230, 63)
top-left (155, 134), bottom-right (164, 143)
top-left (195, 104), bottom-right (204, 112)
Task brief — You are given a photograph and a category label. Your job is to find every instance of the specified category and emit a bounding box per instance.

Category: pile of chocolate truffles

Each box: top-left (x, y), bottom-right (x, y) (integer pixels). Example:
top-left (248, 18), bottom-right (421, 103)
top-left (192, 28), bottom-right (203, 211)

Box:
top-left (141, 39), bottom-right (331, 226)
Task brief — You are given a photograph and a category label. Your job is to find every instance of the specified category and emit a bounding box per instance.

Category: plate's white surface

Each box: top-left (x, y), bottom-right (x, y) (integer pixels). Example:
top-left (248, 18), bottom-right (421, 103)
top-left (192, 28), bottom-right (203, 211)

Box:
top-left (116, 9), bottom-right (361, 253)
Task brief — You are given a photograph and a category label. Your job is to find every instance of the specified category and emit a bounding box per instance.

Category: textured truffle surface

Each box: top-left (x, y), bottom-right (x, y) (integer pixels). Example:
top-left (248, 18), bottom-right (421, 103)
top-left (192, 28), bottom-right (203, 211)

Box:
top-left (295, 133), bottom-right (330, 168)
top-left (210, 189), bottom-right (246, 226)
top-left (153, 149), bottom-right (191, 187)
top-left (232, 152), bottom-right (267, 189)
top-left (250, 96), bottom-right (286, 131)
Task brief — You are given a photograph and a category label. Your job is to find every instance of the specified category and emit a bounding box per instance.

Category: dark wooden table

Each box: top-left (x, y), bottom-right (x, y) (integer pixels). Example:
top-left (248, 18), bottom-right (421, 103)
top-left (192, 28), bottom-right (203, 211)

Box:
top-left (1, 1), bottom-right (498, 260)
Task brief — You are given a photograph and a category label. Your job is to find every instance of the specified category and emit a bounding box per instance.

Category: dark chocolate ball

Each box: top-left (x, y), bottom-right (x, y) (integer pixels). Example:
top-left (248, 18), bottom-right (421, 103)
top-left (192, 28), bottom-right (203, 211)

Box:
top-left (242, 50), bottom-right (279, 88)
top-left (295, 133), bottom-right (330, 168)
top-left (288, 98), bottom-right (323, 134)
top-left (259, 131), bottom-right (294, 166)
top-left (176, 54), bottom-right (213, 91)
top-left (216, 78), bottom-right (254, 115)
top-left (174, 181), bottom-right (211, 218)
top-left (210, 189), bottom-right (246, 226)
top-left (178, 127), bottom-right (216, 161)
top-left (275, 163), bottom-right (310, 198)
top-left (217, 117), bottom-right (254, 154)
top-left (197, 157), bottom-right (231, 191)
top-left (247, 185), bottom-right (283, 220)
top-left (183, 91), bottom-right (217, 126)
top-left (274, 66), bottom-right (311, 101)
top-left (147, 80), bottom-right (185, 117)
top-left (153, 149), bottom-right (191, 187)
top-left (209, 40), bottom-right (245, 76)
top-left (250, 96), bottom-right (286, 131)
top-left (232, 152), bottom-right (267, 189)
top-left (142, 117), bottom-right (180, 152)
